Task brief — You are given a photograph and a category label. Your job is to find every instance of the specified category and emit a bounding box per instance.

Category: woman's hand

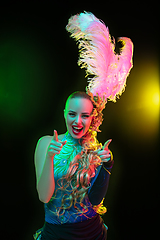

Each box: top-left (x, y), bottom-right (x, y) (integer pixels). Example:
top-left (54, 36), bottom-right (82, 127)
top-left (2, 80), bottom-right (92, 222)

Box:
top-left (95, 139), bottom-right (112, 163)
top-left (47, 130), bottom-right (66, 158)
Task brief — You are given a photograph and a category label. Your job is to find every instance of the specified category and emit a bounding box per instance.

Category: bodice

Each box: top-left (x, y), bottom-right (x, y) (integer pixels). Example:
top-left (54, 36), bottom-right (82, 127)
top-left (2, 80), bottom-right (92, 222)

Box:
top-left (44, 132), bottom-right (97, 224)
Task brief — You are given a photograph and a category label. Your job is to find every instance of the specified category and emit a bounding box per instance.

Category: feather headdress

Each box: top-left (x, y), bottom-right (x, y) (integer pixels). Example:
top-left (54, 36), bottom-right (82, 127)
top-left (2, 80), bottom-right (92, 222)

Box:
top-left (66, 11), bottom-right (133, 102)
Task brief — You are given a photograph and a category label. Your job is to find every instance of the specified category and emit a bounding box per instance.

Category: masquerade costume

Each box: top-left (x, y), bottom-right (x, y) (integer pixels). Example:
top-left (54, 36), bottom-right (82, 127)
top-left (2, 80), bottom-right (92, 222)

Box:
top-left (34, 12), bottom-right (133, 240)
top-left (34, 133), bottom-right (110, 240)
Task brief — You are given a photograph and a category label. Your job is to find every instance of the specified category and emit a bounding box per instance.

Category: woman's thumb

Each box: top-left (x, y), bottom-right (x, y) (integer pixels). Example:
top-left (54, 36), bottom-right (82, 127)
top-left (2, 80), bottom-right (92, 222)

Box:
top-left (103, 139), bottom-right (112, 150)
top-left (53, 130), bottom-right (59, 142)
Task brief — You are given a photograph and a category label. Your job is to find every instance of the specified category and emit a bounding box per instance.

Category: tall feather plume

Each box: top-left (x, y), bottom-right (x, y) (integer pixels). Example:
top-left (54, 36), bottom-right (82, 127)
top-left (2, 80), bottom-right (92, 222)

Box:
top-left (66, 12), bottom-right (133, 102)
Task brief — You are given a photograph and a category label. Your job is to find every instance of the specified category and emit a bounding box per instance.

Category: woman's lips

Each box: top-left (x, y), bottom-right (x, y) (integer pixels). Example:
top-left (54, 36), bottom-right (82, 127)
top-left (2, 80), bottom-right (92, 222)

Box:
top-left (72, 126), bottom-right (83, 135)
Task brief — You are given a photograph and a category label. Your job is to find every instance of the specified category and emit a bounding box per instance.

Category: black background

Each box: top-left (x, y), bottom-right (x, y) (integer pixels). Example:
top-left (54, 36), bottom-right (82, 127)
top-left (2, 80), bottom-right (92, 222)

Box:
top-left (0, 1), bottom-right (159, 240)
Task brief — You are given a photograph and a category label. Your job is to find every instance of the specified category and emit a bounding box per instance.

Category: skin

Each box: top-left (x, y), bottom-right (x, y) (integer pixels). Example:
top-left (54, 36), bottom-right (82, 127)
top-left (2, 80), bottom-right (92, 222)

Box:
top-left (34, 97), bottom-right (112, 203)
top-left (64, 98), bottom-right (93, 139)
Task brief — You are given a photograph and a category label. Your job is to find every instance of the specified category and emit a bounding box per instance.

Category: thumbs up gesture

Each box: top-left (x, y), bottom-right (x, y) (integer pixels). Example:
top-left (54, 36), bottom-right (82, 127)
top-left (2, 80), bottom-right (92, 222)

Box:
top-left (47, 130), bottom-right (66, 158)
top-left (94, 139), bottom-right (112, 163)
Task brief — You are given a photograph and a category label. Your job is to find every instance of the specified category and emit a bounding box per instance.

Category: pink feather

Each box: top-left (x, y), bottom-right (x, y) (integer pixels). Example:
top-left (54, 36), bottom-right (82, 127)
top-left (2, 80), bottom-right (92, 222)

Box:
top-left (66, 12), bottom-right (133, 102)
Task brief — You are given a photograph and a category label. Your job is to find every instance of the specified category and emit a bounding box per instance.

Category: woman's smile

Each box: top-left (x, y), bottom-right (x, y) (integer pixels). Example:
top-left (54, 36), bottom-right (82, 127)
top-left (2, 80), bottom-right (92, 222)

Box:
top-left (72, 125), bottom-right (84, 135)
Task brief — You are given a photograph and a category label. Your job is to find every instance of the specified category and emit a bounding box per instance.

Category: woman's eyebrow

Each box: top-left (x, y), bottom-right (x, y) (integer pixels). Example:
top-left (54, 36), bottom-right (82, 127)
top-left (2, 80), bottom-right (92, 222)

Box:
top-left (82, 112), bottom-right (90, 115)
top-left (68, 110), bottom-right (76, 113)
top-left (69, 110), bottom-right (91, 115)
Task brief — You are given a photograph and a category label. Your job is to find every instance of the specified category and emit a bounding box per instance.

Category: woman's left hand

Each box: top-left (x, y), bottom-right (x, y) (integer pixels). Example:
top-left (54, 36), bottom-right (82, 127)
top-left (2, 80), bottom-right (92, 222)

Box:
top-left (94, 139), bottom-right (112, 163)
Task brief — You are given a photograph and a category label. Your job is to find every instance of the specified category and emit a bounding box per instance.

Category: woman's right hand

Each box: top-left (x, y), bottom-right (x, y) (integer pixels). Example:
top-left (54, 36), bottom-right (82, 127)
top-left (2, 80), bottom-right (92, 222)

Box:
top-left (47, 130), bottom-right (66, 158)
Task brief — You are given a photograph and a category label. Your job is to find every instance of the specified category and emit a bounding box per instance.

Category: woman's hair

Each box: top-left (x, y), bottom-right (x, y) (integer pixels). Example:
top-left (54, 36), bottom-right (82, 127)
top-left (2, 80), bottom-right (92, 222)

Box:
top-left (65, 91), bottom-right (92, 104)
top-left (55, 91), bottom-right (107, 216)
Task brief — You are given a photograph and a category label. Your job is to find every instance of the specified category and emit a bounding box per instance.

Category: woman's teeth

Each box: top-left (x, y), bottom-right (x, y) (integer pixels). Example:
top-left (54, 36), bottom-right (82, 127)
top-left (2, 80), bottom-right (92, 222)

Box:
top-left (72, 126), bottom-right (83, 135)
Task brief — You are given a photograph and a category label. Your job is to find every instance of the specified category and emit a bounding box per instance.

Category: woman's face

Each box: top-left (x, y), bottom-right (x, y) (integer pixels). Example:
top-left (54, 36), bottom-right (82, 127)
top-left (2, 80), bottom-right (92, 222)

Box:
top-left (64, 97), bottom-right (93, 139)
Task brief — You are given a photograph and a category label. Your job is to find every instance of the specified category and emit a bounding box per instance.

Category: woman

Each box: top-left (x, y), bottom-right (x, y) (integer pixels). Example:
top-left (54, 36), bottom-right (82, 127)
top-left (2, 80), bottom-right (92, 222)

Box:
top-left (34, 11), bottom-right (133, 239)
top-left (34, 91), bottom-right (114, 240)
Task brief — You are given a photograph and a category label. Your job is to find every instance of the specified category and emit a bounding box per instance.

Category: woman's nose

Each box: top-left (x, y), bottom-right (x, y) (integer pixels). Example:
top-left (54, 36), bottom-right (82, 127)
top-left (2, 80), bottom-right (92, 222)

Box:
top-left (75, 115), bottom-right (81, 124)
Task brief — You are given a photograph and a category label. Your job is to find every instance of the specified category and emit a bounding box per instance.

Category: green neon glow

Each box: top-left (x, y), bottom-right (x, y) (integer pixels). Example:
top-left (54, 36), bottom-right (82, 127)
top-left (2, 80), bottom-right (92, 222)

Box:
top-left (0, 34), bottom-right (51, 126)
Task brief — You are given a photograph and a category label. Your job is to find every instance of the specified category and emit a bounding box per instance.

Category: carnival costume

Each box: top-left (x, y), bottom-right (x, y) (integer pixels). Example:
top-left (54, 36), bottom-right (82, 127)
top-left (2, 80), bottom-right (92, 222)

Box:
top-left (34, 11), bottom-right (133, 240)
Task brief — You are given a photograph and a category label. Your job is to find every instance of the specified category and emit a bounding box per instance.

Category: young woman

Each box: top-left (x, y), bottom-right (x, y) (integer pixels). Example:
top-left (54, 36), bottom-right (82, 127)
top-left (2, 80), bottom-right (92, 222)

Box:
top-left (34, 91), bottom-right (114, 240)
top-left (34, 11), bottom-right (133, 240)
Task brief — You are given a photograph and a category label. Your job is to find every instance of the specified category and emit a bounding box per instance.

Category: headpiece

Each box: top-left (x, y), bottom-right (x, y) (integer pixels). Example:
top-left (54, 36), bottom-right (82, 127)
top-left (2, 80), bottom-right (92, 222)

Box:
top-left (66, 11), bottom-right (133, 103)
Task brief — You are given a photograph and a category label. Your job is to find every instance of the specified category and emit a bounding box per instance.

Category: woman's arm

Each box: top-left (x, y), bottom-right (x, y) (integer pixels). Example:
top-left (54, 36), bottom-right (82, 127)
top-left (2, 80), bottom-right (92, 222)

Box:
top-left (88, 141), bottom-right (114, 205)
top-left (34, 130), bottom-right (66, 203)
top-left (34, 136), bottom-right (55, 203)
top-left (88, 161), bottom-right (113, 205)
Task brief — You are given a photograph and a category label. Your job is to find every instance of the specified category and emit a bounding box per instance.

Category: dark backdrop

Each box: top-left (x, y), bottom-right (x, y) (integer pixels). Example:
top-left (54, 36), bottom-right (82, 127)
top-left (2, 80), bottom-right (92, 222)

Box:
top-left (0, 2), bottom-right (159, 240)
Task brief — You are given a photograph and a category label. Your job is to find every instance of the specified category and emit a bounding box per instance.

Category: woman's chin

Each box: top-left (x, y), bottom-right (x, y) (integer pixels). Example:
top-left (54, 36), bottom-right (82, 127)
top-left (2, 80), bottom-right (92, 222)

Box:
top-left (70, 132), bottom-right (83, 139)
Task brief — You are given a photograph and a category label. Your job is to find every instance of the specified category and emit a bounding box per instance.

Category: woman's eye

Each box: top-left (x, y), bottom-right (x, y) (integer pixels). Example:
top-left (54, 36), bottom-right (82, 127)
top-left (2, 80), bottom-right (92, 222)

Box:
top-left (82, 115), bottom-right (89, 118)
top-left (69, 113), bottom-right (75, 117)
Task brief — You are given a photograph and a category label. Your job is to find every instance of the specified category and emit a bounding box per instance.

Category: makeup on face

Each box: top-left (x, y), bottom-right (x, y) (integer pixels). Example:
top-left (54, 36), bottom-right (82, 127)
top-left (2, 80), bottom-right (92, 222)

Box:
top-left (64, 98), bottom-right (93, 139)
